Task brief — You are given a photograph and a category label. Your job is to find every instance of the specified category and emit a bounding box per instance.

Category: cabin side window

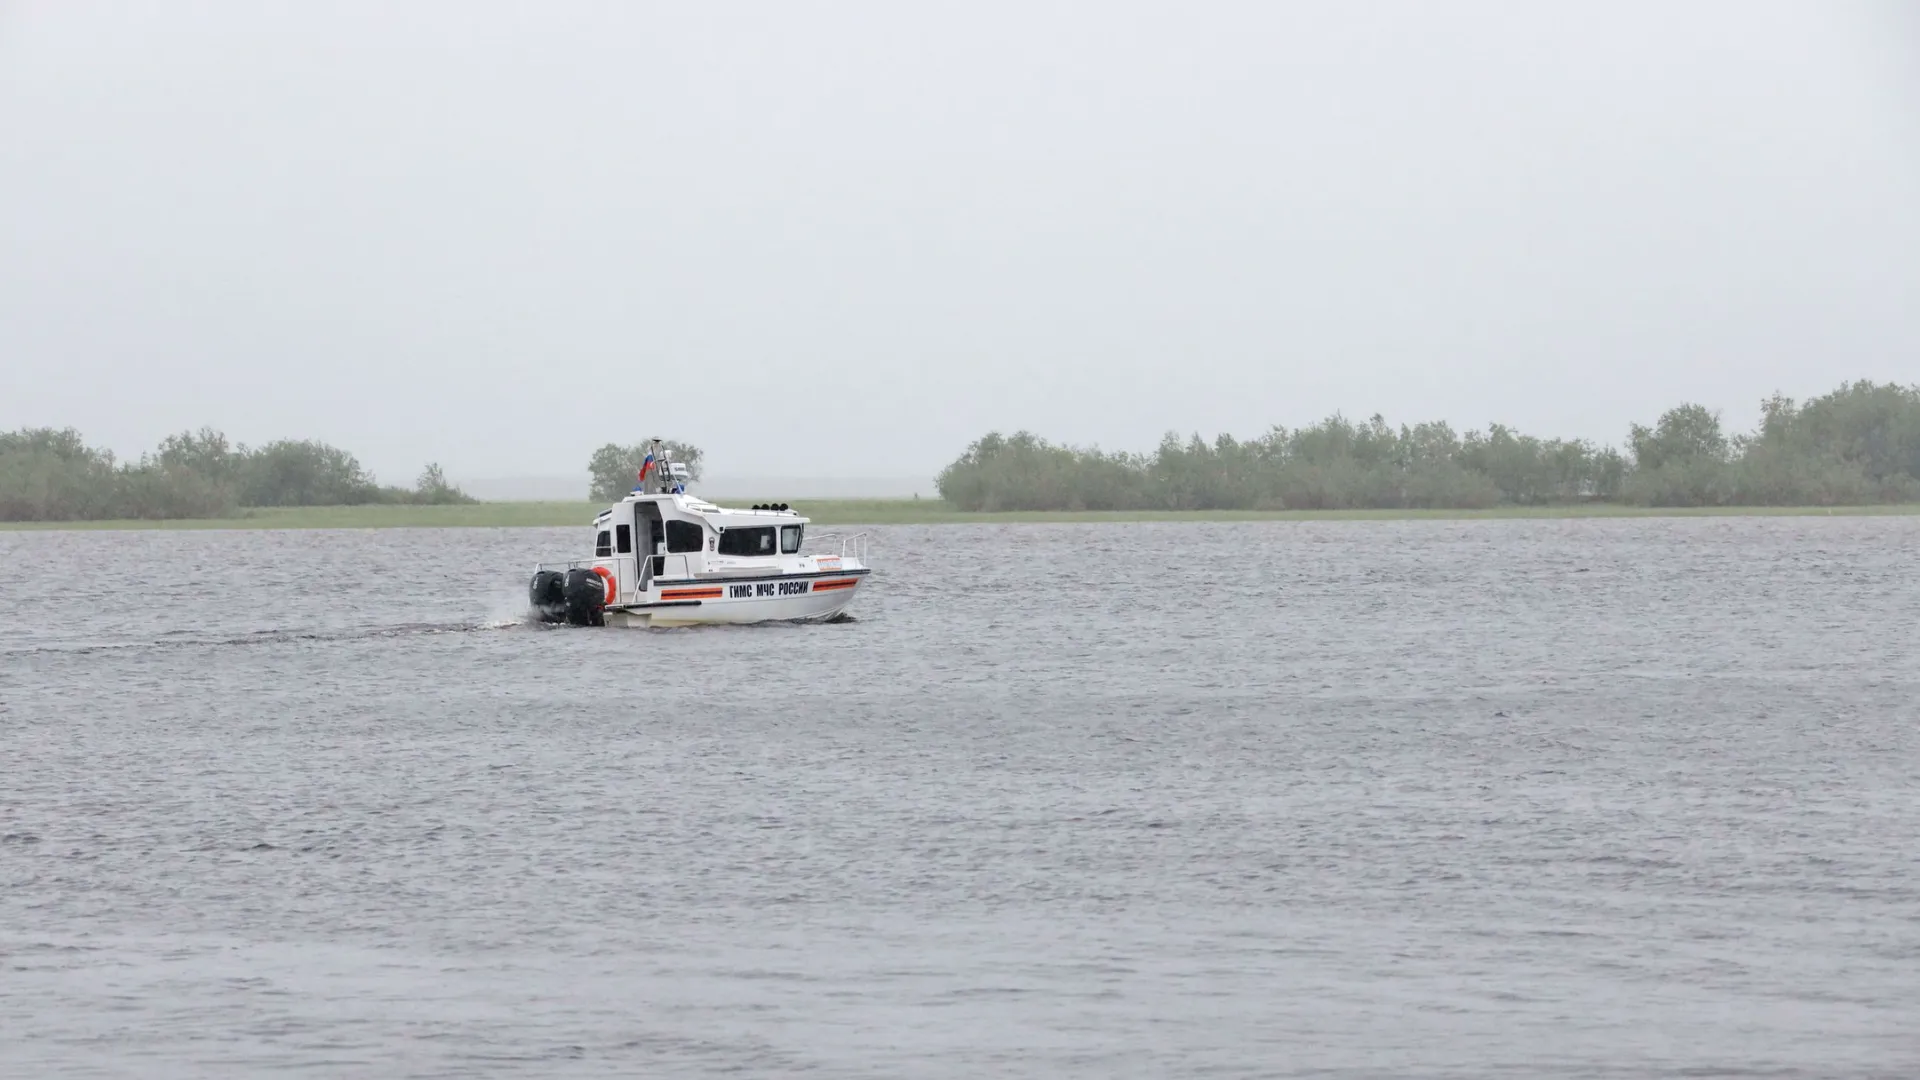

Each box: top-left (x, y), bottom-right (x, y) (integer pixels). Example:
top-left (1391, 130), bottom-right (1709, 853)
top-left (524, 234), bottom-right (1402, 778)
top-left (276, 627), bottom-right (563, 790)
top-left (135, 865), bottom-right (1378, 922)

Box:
top-left (665, 520), bottom-right (705, 554)
top-left (780, 524), bottom-right (803, 554)
top-left (615, 524), bottom-right (632, 555)
top-left (717, 526), bottom-right (776, 557)
top-left (595, 529), bottom-right (612, 557)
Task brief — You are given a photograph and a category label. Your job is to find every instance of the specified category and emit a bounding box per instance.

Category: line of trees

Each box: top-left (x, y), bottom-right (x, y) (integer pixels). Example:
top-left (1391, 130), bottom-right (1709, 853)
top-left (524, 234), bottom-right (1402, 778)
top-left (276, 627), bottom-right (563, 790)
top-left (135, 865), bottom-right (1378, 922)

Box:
top-left (936, 381), bottom-right (1920, 511)
top-left (0, 427), bottom-right (475, 521)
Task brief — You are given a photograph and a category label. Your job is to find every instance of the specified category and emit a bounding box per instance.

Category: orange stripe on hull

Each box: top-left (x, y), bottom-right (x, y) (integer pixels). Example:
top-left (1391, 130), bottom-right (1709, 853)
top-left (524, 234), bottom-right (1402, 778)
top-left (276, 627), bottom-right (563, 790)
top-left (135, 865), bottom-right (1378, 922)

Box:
top-left (811, 579), bottom-right (859, 592)
top-left (660, 588), bottom-right (723, 601)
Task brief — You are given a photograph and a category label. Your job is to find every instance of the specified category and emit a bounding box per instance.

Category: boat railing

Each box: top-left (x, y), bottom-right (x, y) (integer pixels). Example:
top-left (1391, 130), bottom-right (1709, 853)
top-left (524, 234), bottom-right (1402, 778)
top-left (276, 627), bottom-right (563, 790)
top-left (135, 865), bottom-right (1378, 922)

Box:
top-left (806, 532), bottom-right (869, 564)
top-left (536, 532), bottom-right (868, 573)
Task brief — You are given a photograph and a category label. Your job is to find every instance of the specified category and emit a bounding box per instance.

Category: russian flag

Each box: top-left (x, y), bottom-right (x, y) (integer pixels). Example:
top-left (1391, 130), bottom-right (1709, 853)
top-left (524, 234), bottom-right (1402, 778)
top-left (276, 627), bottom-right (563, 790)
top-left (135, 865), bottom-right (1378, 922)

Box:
top-left (637, 452), bottom-right (656, 482)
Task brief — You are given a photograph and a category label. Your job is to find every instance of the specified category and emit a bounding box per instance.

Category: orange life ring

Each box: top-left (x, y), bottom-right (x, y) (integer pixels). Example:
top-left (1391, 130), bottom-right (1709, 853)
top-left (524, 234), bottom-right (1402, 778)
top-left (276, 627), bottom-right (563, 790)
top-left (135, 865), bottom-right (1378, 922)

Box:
top-left (592, 565), bottom-right (616, 604)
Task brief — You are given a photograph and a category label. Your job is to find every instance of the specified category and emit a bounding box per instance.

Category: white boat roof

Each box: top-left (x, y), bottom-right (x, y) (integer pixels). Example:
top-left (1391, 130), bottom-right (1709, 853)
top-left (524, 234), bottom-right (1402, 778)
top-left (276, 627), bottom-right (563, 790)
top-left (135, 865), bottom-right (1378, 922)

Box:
top-left (593, 491), bottom-right (807, 527)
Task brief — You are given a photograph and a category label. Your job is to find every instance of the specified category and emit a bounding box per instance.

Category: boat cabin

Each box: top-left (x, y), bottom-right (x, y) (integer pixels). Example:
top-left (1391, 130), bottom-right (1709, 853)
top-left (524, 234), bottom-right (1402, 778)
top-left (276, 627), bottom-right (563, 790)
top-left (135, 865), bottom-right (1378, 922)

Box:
top-left (589, 493), bottom-right (814, 601)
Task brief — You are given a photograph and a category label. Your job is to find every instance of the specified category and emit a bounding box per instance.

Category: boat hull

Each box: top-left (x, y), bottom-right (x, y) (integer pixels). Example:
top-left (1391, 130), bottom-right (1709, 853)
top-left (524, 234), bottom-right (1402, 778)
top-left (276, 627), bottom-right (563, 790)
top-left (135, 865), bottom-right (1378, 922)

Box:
top-left (602, 572), bottom-right (868, 627)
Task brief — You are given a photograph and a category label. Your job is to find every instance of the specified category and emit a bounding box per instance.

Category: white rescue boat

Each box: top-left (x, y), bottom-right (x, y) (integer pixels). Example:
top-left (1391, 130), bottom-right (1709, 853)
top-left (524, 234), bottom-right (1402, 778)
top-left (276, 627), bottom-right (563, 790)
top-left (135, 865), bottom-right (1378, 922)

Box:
top-left (528, 440), bottom-right (870, 627)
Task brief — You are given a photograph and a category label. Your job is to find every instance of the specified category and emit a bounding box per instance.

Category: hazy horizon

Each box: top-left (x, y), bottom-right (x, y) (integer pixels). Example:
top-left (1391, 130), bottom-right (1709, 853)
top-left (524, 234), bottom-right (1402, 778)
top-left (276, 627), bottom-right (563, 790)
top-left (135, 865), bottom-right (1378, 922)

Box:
top-left (4, 1), bottom-right (1917, 486)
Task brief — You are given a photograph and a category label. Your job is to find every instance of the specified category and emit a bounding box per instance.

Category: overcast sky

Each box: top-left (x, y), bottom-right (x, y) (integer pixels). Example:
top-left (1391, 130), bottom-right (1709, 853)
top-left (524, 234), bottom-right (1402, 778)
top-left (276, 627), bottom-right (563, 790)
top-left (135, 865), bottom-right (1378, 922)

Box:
top-left (2, 1), bottom-right (1916, 484)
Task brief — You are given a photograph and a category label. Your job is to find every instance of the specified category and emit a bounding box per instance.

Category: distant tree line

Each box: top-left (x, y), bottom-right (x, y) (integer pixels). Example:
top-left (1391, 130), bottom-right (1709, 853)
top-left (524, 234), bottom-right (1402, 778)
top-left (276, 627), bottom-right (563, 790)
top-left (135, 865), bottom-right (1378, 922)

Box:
top-left (0, 427), bottom-right (475, 521)
top-left (936, 381), bottom-right (1920, 511)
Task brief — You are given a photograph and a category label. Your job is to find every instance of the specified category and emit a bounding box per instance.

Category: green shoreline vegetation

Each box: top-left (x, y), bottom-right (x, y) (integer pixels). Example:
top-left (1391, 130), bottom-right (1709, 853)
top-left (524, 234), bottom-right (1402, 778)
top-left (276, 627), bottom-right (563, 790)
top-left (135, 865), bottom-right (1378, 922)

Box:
top-left (6, 379), bottom-right (1918, 529)
top-left (934, 381), bottom-right (1920, 513)
top-left (0, 427), bottom-right (476, 523)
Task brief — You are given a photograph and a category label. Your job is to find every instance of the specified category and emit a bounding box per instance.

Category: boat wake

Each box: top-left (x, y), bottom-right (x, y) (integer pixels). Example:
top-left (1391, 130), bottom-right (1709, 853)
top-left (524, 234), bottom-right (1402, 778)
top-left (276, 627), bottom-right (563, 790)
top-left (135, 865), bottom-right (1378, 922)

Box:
top-left (4, 611), bottom-right (860, 659)
top-left (1, 619), bottom-right (543, 659)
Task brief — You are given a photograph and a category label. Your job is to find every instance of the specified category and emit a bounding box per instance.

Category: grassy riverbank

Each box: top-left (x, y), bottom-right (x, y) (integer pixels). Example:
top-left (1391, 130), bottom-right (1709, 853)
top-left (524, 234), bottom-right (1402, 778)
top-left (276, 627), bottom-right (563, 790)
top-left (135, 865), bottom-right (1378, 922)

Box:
top-left (5, 500), bottom-right (1920, 531)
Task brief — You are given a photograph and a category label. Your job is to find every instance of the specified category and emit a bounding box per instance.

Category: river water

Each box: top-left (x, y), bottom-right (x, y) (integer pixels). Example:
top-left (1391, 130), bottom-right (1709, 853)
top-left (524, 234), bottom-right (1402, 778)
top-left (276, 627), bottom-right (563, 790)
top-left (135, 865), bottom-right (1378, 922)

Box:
top-left (2, 518), bottom-right (1918, 1078)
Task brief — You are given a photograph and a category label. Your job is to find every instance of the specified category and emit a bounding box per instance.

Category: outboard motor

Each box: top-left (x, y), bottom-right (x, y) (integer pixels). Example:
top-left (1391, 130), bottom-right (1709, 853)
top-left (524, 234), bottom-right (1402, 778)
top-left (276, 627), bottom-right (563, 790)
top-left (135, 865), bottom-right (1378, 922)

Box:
top-left (562, 567), bottom-right (607, 627)
top-left (529, 570), bottom-right (566, 623)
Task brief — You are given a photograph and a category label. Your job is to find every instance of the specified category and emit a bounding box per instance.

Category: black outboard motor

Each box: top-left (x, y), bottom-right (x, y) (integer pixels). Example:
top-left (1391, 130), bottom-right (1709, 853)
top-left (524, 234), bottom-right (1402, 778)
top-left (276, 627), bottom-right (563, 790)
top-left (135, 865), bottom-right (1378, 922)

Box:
top-left (529, 570), bottom-right (566, 623)
top-left (562, 567), bottom-right (607, 627)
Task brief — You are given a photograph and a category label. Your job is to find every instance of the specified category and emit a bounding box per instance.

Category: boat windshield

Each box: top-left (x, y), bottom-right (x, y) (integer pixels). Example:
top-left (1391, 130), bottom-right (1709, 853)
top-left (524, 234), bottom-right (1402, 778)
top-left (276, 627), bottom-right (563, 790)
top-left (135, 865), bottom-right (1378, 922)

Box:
top-left (718, 526), bottom-right (776, 557)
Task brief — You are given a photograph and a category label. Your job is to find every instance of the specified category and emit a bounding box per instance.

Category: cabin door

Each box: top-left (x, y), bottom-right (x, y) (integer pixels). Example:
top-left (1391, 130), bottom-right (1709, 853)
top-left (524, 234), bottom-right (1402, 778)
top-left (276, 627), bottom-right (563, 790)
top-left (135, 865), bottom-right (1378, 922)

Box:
top-left (636, 503), bottom-right (666, 595)
top-left (612, 517), bottom-right (640, 605)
